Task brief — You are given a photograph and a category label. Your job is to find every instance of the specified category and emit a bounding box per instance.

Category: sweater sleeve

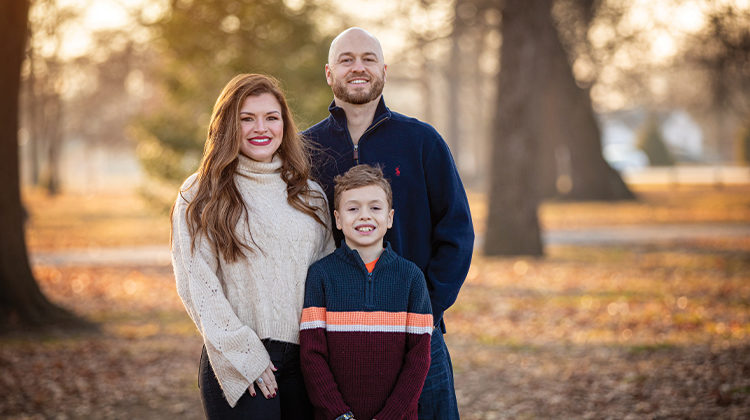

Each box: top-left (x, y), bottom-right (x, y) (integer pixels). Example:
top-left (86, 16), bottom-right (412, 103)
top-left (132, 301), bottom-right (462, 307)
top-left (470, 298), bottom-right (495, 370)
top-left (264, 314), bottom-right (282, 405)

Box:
top-left (423, 134), bottom-right (475, 326)
top-left (375, 266), bottom-right (433, 420)
top-left (171, 183), bottom-right (270, 407)
top-left (299, 263), bottom-right (352, 418)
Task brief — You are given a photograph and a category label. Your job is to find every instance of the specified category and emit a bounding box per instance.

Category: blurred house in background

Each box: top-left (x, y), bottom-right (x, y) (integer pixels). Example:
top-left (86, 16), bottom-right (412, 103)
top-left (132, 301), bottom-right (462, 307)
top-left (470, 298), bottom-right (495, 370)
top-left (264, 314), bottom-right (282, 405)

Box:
top-left (600, 108), bottom-right (704, 171)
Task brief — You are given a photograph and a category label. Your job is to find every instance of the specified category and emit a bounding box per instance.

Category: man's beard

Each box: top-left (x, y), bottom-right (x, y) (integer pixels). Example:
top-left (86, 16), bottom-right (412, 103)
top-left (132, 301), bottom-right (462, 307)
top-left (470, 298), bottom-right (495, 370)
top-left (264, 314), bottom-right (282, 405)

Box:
top-left (332, 73), bottom-right (385, 105)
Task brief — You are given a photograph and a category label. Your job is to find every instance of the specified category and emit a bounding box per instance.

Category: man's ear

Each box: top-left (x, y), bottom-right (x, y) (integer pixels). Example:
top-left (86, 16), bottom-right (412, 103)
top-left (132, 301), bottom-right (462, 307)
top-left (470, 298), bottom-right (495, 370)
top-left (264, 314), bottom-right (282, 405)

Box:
top-left (334, 209), bottom-right (342, 230)
top-left (325, 64), bottom-right (333, 87)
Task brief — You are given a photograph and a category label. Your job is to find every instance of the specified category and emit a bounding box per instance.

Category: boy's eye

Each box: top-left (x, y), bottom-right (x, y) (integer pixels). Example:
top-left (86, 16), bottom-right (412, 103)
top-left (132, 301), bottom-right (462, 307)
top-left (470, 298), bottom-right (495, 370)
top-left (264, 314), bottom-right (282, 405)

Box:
top-left (371, 206), bottom-right (381, 211)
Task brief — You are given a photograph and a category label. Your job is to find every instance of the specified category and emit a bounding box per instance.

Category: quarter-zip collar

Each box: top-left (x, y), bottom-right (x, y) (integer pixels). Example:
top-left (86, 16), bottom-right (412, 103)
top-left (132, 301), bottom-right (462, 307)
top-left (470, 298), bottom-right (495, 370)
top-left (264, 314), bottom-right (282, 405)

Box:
top-left (327, 96), bottom-right (392, 134)
top-left (334, 240), bottom-right (396, 275)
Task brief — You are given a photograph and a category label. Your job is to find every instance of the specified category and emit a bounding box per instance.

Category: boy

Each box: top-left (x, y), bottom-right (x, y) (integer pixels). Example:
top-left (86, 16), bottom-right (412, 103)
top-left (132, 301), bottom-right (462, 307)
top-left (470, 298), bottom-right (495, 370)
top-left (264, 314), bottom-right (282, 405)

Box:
top-left (300, 165), bottom-right (433, 420)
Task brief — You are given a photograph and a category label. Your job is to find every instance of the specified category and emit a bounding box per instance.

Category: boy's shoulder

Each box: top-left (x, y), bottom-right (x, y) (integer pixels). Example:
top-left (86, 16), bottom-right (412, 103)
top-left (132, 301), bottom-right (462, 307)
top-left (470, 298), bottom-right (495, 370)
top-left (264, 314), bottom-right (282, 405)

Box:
top-left (380, 247), bottom-right (425, 280)
top-left (309, 250), bottom-right (340, 271)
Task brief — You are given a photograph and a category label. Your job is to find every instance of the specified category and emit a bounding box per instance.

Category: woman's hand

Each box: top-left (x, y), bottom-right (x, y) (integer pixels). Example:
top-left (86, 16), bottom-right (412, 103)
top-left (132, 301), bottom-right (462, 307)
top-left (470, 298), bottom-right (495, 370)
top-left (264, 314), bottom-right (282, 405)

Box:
top-left (249, 362), bottom-right (278, 398)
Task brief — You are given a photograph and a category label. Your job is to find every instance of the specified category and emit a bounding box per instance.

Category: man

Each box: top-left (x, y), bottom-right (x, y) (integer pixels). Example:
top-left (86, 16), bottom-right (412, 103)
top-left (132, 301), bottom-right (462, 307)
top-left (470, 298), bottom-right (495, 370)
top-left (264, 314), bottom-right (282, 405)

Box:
top-left (304, 27), bottom-right (474, 419)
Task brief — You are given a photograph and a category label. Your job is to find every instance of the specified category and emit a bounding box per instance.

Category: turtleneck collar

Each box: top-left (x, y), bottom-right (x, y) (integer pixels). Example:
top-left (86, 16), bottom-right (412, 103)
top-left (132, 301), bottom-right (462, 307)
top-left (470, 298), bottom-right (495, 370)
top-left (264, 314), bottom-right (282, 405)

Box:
top-left (236, 153), bottom-right (283, 176)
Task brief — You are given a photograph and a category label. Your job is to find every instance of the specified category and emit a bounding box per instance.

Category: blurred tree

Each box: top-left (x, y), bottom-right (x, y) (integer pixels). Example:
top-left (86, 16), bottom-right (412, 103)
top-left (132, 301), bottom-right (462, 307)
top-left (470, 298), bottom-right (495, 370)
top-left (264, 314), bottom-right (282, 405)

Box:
top-left (534, 0), bottom-right (633, 200)
top-left (683, 2), bottom-right (750, 161)
top-left (0, 0), bottom-right (82, 330)
top-left (133, 0), bottom-right (332, 199)
top-left (21, 0), bottom-right (79, 195)
top-left (484, 0), bottom-right (544, 256)
top-left (484, 0), bottom-right (632, 256)
top-left (637, 115), bottom-right (674, 166)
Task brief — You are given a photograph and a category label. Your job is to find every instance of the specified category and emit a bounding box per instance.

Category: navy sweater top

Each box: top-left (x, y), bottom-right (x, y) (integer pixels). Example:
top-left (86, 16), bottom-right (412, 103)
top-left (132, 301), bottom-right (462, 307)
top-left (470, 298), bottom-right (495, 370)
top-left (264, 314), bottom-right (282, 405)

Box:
top-left (304, 97), bottom-right (475, 329)
top-left (300, 242), bottom-right (432, 420)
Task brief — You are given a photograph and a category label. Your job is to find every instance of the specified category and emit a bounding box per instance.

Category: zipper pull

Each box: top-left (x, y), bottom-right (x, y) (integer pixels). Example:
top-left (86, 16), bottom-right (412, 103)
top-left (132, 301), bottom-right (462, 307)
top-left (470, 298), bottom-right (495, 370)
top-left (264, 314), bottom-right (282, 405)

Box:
top-left (353, 144), bottom-right (359, 164)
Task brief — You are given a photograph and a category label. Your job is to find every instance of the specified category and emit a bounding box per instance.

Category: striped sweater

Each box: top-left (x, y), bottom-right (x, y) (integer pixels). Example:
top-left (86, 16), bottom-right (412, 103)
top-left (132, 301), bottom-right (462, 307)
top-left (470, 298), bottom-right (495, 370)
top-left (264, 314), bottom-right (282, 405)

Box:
top-left (300, 242), bottom-right (432, 420)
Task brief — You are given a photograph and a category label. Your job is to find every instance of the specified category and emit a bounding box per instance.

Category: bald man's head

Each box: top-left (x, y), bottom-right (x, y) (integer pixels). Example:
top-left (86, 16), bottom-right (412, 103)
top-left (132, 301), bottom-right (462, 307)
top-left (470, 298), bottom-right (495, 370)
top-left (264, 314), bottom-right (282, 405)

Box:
top-left (325, 27), bottom-right (387, 105)
top-left (328, 27), bottom-right (385, 65)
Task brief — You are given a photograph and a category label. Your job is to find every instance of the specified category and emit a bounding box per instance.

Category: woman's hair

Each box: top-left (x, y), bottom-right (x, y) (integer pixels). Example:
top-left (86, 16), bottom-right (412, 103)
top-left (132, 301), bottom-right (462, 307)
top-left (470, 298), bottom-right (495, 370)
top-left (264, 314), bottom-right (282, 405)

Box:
top-left (172, 73), bottom-right (326, 262)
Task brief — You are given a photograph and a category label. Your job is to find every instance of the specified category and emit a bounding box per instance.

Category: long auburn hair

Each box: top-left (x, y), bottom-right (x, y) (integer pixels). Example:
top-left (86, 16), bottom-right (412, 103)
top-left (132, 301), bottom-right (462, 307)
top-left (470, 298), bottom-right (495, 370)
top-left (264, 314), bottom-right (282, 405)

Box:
top-left (172, 74), bottom-right (327, 262)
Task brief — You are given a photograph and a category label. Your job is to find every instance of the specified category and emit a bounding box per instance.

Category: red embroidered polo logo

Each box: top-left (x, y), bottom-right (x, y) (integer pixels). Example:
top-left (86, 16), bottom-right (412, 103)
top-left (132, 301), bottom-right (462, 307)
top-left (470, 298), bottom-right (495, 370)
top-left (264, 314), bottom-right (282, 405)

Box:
top-left (395, 166), bottom-right (401, 176)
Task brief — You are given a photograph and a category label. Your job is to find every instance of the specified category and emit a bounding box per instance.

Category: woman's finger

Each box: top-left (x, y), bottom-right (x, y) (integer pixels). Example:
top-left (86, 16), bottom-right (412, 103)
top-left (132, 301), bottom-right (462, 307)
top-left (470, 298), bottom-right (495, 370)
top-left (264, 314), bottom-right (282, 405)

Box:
top-left (264, 370), bottom-right (278, 393)
top-left (256, 377), bottom-right (272, 398)
top-left (262, 372), bottom-right (277, 397)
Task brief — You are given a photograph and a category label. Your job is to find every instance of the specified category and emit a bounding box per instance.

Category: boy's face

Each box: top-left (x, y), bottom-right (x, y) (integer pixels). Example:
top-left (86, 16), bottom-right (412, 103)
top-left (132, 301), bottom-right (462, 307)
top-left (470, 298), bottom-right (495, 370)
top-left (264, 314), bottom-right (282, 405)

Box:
top-left (334, 184), bottom-right (394, 251)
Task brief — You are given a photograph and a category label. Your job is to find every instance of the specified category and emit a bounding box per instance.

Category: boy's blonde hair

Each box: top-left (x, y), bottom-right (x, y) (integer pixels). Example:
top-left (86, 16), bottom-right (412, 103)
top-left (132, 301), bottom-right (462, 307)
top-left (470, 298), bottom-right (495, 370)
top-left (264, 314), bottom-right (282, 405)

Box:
top-left (333, 164), bottom-right (393, 210)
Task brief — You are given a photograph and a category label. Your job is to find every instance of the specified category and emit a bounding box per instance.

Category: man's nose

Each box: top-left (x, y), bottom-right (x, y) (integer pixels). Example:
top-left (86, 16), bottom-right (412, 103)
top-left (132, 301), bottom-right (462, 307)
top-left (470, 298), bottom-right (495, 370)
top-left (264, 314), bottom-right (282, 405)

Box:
top-left (352, 58), bottom-right (366, 71)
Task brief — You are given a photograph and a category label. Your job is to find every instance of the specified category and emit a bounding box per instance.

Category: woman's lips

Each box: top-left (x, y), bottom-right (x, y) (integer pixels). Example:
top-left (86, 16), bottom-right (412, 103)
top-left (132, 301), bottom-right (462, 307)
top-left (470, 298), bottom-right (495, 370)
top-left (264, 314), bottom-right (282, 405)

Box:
top-left (248, 137), bottom-right (272, 145)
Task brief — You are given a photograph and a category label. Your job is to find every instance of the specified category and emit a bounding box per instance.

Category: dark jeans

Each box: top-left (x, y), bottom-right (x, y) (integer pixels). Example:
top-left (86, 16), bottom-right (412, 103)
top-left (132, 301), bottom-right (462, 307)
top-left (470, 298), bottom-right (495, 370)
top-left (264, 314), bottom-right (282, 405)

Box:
top-left (198, 340), bottom-right (313, 420)
top-left (418, 328), bottom-right (460, 419)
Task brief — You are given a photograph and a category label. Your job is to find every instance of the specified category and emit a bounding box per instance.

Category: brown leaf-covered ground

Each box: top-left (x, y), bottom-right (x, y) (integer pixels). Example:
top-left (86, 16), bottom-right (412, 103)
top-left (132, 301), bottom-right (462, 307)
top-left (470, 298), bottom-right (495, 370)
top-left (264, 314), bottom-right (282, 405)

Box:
top-left (2, 185), bottom-right (749, 419)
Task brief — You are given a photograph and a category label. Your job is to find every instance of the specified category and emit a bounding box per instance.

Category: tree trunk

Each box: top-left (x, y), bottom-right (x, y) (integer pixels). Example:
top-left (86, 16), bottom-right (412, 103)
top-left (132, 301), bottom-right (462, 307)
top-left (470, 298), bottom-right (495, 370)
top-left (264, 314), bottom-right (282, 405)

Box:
top-left (0, 0), bottom-right (84, 331)
top-left (484, 0), bottom-right (545, 256)
top-left (536, 0), bottom-right (634, 200)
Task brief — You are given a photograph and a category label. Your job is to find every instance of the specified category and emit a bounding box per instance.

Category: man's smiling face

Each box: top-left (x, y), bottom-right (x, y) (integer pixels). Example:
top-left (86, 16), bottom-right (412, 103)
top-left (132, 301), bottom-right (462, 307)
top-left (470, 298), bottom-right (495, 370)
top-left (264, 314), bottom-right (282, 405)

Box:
top-left (326, 28), bottom-right (387, 105)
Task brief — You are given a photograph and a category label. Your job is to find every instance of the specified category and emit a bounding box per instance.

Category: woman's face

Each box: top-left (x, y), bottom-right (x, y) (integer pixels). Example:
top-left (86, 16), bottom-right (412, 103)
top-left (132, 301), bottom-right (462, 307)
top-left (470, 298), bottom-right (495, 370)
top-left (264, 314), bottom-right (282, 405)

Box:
top-left (238, 93), bottom-right (284, 163)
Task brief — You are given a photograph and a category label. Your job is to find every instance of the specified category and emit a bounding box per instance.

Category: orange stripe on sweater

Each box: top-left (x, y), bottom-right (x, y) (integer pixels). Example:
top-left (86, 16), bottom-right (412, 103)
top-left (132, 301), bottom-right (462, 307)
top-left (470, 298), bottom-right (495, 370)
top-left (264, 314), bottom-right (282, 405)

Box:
top-left (301, 307), bottom-right (326, 323)
top-left (301, 309), bottom-right (432, 328)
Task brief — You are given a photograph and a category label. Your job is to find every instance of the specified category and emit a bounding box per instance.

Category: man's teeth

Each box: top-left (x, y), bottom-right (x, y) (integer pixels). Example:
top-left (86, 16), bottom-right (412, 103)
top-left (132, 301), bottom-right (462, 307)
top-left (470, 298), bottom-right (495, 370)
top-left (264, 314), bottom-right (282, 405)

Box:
top-left (350, 80), bottom-right (367, 84)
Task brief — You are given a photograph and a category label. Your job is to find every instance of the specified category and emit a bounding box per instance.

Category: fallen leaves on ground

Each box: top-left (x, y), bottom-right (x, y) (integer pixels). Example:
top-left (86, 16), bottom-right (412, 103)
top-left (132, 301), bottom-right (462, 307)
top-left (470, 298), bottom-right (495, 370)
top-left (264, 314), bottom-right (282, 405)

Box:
top-left (446, 245), bottom-right (749, 419)
top-left (2, 186), bottom-right (749, 419)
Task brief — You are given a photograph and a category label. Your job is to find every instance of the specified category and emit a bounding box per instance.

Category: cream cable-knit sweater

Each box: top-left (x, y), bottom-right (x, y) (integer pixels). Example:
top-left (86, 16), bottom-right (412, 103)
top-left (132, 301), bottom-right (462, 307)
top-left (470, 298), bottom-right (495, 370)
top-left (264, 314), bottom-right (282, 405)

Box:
top-left (171, 154), bottom-right (334, 407)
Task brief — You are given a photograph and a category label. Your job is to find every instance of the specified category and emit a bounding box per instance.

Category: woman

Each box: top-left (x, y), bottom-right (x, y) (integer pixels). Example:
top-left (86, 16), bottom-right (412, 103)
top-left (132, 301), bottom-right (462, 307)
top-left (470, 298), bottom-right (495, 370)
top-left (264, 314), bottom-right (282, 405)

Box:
top-left (171, 74), bottom-right (334, 419)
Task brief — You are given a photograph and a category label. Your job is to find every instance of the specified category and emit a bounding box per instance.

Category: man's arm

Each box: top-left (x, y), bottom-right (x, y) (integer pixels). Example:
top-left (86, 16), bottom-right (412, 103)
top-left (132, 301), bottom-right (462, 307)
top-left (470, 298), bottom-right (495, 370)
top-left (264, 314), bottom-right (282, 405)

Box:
top-left (423, 134), bottom-right (475, 327)
top-left (299, 264), bottom-right (352, 418)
